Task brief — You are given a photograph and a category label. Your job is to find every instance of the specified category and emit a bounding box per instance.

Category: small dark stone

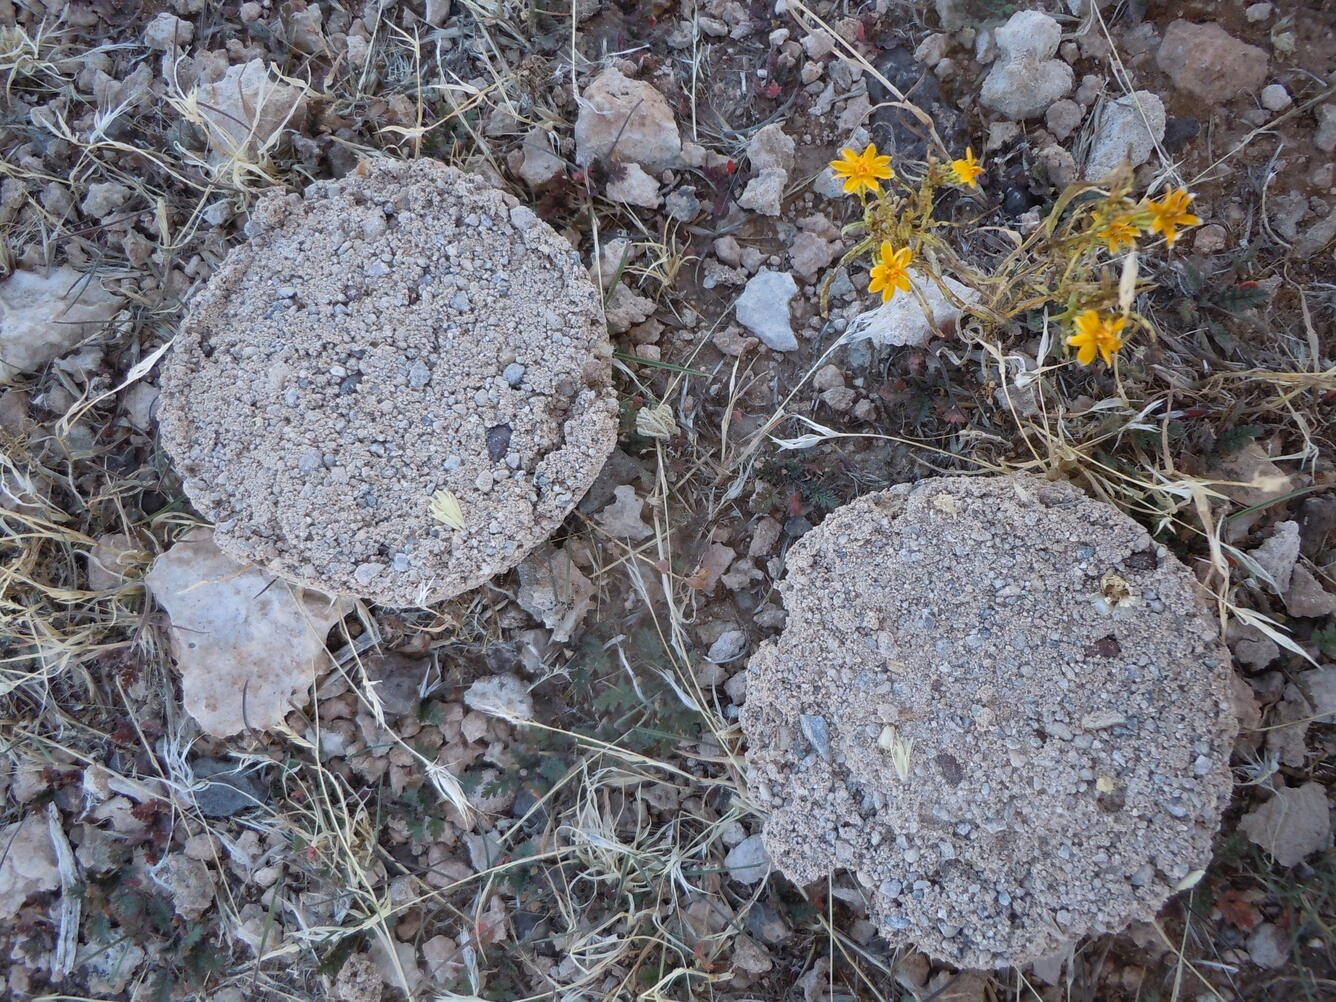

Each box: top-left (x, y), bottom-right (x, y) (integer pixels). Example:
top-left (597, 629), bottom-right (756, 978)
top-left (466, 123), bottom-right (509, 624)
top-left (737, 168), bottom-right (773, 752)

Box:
top-left (867, 47), bottom-right (966, 161)
top-left (1124, 549), bottom-right (1159, 571)
top-left (338, 372), bottom-right (363, 395)
top-left (936, 753), bottom-right (963, 787)
top-left (1162, 117), bottom-right (1200, 155)
top-left (1002, 183), bottom-right (1038, 217)
top-left (512, 908), bottom-right (545, 941)
top-left (486, 423), bottom-right (512, 462)
top-left (1085, 634), bottom-right (1122, 658)
top-left (512, 787), bottom-right (550, 831)
top-left (192, 759), bottom-right (267, 817)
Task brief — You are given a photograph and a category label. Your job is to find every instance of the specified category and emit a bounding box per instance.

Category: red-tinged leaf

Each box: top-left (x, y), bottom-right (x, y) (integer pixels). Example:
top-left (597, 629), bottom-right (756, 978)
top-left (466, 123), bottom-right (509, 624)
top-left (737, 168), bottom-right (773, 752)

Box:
top-left (762, 80), bottom-right (782, 99)
top-left (1218, 888), bottom-right (1260, 931)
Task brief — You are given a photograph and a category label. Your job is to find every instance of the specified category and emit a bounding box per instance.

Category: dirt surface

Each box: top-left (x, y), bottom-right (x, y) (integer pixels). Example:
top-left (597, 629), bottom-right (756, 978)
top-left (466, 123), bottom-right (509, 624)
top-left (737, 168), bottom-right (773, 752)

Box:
top-left (1, 1), bottom-right (1333, 1001)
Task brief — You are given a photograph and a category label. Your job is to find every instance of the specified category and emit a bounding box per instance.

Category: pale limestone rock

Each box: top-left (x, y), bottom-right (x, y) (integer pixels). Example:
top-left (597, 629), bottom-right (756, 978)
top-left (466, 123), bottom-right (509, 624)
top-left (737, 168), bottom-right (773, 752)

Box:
top-left (738, 168), bottom-right (788, 216)
top-left (87, 532), bottom-right (140, 590)
top-left (980, 11), bottom-right (1073, 120)
top-left (597, 484), bottom-right (653, 539)
top-left (735, 270), bottom-right (799, 351)
top-left (844, 273), bottom-right (977, 348)
top-left (144, 529), bottom-right (351, 736)
top-left (143, 12), bottom-right (193, 50)
top-left (515, 127), bottom-right (565, 186)
top-left (1156, 20), bottom-right (1268, 104)
top-left (604, 162), bottom-right (661, 208)
top-left (463, 673), bottom-right (534, 723)
top-left (151, 855), bottom-right (215, 919)
top-left (193, 59), bottom-right (308, 164)
top-left (1284, 565), bottom-right (1336, 618)
top-left (0, 266), bottom-right (122, 381)
top-left (1084, 91), bottom-right (1166, 180)
top-left (516, 545), bottom-right (594, 642)
top-left (575, 67), bottom-right (681, 171)
top-left (1249, 520), bottom-right (1300, 594)
top-left (1239, 782), bottom-right (1332, 867)
top-left (0, 813), bottom-right (60, 919)
top-left (747, 123), bottom-right (795, 174)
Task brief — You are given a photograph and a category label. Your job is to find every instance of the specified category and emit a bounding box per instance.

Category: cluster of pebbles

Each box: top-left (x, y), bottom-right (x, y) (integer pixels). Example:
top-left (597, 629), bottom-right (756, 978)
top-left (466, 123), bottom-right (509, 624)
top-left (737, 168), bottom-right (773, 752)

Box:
top-left (158, 158), bottom-right (616, 605)
top-left (741, 475), bottom-right (1237, 968)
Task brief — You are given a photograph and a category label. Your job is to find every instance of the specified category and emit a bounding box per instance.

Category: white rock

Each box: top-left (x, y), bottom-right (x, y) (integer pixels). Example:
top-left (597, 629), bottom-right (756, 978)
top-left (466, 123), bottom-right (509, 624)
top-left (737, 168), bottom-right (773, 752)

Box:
top-left (515, 127), bottom-right (565, 186)
top-left (87, 532), bottom-right (139, 590)
top-left (516, 545), bottom-right (595, 642)
top-left (707, 630), bottom-right (748, 664)
top-left (0, 266), bottom-right (122, 381)
top-left (0, 813), bottom-right (60, 919)
top-left (463, 673), bottom-right (534, 723)
top-left (144, 11), bottom-right (193, 50)
top-left (122, 381), bottom-right (159, 432)
top-left (747, 123), bottom-right (795, 174)
top-left (1083, 91), bottom-right (1166, 180)
top-left (1247, 923), bottom-right (1290, 969)
top-left (802, 29), bottom-right (836, 60)
top-left (844, 272), bottom-right (977, 348)
top-left (193, 59), bottom-right (308, 164)
top-left (80, 181), bottom-right (132, 219)
top-left (603, 284), bottom-right (654, 334)
top-left (144, 529), bottom-right (351, 737)
top-left (1249, 520), bottom-right (1300, 594)
top-left (1316, 105), bottom-right (1336, 153)
top-left (604, 162), bottom-right (661, 208)
top-left (736, 270), bottom-right (799, 351)
top-left (151, 855), bottom-right (215, 920)
top-left (724, 833), bottom-right (771, 884)
top-left (597, 484), bottom-right (653, 539)
top-left (1239, 782), bottom-right (1331, 867)
top-left (980, 11), bottom-right (1073, 120)
top-left (1045, 99), bottom-right (1084, 142)
top-left (1260, 83), bottom-right (1291, 112)
top-left (1304, 667), bottom-right (1336, 723)
top-left (1284, 564), bottom-right (1336, 618)
top-left (789, 231), bottom-right (836, 281)
top-left (425, 0), bottom-right (451, 27)
top-left (575, 67), bottom-right (681, 171)
top-left (738, 167), bottom-right (788, 216)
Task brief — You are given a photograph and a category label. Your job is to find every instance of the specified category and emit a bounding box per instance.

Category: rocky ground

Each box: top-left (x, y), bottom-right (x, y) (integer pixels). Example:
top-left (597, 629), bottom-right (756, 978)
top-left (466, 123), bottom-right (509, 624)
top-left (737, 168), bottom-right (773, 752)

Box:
top-left (1, 1), bottom-right (1333, 1001)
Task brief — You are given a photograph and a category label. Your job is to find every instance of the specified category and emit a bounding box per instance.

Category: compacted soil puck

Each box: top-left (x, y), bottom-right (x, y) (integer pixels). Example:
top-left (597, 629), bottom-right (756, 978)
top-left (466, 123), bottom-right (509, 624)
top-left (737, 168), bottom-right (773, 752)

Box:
top-left (741, 474), bottom-right (1237, 967)
top-left (158, 158), bottom-right (617, 605)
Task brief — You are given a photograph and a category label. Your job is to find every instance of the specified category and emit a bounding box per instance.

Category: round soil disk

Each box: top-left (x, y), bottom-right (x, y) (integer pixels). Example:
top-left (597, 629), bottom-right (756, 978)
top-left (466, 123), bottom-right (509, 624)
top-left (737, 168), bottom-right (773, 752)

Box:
top-left (158, 159), bottom-right (617, 605)
top-left (741, 475), bottom-right (1237, 968)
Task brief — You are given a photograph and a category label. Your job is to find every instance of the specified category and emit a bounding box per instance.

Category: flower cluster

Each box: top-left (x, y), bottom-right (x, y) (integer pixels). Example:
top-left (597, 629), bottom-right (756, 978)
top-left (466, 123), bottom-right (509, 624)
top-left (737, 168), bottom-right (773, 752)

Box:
top-left (1094, 188), bottom-right (1201, 255)
top-left (827, 144), bottom-right (985, 306)
top-left (825, 144), bottom-right (1203, 370)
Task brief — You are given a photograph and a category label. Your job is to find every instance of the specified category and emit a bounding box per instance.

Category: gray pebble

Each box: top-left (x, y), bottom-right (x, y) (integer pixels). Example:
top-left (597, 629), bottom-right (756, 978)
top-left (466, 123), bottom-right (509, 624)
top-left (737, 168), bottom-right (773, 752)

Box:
top-left (407, 359), bottom-right (431, 388)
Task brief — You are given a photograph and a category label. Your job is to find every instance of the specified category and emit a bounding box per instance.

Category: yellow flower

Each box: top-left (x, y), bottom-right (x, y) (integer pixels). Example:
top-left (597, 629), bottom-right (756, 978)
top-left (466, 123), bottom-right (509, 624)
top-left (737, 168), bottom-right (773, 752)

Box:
top-left (1067, 310), bottom-right (1126, 366)
top-left (829, 144), bottom-right (894, 196)
top-left (948, 147), bottom-right (984, 187)
top-left (1097, 214), bottom-right (1142, 254)
top-left (1148, 188), bottom-right (1201, 247)
top-left (868, 242), bottom-right (914, 302)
